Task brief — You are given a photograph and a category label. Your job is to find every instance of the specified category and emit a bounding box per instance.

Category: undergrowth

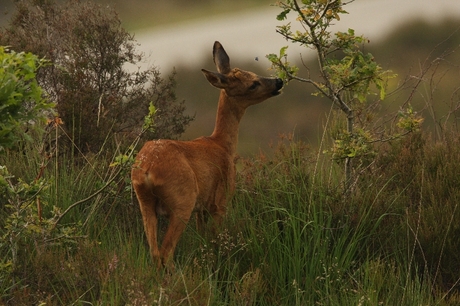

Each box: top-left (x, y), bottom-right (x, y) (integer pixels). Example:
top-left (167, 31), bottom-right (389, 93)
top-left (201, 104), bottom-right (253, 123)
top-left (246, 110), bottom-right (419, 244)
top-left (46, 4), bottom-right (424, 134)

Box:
top-left (1, 129), bottom-right (460, 305)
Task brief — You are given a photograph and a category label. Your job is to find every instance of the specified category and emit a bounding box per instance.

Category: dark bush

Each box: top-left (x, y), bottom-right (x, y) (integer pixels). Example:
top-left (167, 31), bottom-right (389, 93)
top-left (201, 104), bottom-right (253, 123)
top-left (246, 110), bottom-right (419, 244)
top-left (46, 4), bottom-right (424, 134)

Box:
top-left (373, 131), bottom-right (460, 291)
top-left (0, 0), bottom-right (193, 153)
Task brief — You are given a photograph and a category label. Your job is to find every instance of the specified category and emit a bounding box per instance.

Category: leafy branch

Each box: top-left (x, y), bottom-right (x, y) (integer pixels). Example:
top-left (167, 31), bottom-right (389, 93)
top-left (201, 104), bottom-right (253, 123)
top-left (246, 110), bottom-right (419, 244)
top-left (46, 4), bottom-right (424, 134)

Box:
top-left (268, 0), bottom-right (422, 190)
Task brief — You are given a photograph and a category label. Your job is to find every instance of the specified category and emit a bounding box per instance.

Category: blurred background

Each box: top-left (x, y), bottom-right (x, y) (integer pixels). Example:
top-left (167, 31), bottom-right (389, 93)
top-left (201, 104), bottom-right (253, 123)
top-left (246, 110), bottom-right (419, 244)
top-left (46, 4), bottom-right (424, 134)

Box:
top-left (2, 0), bottom-right (460, 155)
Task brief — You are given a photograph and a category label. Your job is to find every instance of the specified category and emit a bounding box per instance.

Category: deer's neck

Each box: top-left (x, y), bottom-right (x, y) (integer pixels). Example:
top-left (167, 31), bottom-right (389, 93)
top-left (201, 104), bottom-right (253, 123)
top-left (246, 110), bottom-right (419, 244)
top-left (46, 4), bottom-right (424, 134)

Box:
top-left (210, 90), bottom-right (246, 155)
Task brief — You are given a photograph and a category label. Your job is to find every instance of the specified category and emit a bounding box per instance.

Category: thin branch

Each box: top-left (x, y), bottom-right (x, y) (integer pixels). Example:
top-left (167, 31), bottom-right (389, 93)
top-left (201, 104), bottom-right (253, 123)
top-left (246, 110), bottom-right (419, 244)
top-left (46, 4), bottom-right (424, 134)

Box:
top-left (367, 130), bottom-right (412, 144)
top-left (275, 29), bottom-right (311, 47)
top-left (293, 0), bottom-right (313, 28)
top-left (52, 163), bottom-right (124, 228)
top-left (57, 124), bottom-right (104, 181)
top-left (52, 128), bottom-right (145, 229)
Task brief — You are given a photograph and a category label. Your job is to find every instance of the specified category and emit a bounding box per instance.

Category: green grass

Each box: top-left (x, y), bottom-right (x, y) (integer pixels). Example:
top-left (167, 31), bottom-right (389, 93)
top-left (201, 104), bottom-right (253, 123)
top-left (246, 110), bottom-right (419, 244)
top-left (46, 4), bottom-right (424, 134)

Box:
top-left (1, 129), bottom-right (460, 305)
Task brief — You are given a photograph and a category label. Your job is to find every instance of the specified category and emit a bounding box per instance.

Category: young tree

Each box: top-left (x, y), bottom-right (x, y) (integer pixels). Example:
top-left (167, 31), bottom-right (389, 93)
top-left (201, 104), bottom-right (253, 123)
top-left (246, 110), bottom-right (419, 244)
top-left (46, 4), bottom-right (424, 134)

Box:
top-left (1, 0), bottom-right (193, 153)
top-left (268, 0), bottom-right (421, 190)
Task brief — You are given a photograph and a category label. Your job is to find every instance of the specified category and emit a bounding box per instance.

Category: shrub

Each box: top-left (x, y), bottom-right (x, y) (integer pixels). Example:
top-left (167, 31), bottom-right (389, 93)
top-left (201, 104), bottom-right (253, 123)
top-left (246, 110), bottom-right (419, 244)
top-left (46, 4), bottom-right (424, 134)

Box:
top-left (374, 131), bottom-right (460, 292)
top-left (0, 47), bottom-right (53, 152)
top-left (1, 0), bottom-right (193, 153)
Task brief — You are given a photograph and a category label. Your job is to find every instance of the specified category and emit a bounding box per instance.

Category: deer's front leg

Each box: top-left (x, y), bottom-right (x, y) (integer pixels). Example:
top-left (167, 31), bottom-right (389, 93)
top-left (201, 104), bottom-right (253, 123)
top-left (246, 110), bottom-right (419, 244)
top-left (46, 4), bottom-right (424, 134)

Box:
top-left (209, 183), bottom-right (230, 235)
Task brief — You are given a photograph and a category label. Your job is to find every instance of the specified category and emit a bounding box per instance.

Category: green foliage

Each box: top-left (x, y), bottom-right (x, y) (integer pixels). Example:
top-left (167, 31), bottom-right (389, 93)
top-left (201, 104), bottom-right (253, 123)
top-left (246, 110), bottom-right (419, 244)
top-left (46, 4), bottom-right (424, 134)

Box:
top-left (324, 32), bottom-right (386, 102)
top-left (0, 47), bottom-right (61, 295)
top-left (0, 47), bottom-right (54, 152)
top-left (0, 164), bottom-right (83, 298)
top-left (0, 51), bottom-right (157, 301)
top-left (267, 0), bottom-right (424, 189)
top-left (0, 104), bottom-right (154, 301)
top-left (397, 105), bottom-right (424, 132)
top-left (266, 46), bottom-right (299, 82)
top-left (110, 104), bottom-right (155, 168)
top-left (268, 0), bottom-right (388, 109)
top-left (143, 102), bottom-right (157, 132)
top-left (327, 128), bottom-right (375, 160)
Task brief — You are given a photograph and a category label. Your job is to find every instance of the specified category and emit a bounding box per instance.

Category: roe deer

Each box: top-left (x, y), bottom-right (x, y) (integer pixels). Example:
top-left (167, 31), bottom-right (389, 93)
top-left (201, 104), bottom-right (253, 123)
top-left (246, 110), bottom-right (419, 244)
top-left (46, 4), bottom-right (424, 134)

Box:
top-left (131, 41), bottom-right (283, 268)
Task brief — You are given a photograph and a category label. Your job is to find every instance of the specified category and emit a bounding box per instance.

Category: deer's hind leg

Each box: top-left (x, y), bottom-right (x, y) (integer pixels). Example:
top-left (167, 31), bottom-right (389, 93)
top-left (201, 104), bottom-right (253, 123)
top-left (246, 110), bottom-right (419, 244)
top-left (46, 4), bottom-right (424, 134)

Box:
top-left (159, 189), bottom-right (198, 268)
top-left (133, 182), bottom-right (161, 269)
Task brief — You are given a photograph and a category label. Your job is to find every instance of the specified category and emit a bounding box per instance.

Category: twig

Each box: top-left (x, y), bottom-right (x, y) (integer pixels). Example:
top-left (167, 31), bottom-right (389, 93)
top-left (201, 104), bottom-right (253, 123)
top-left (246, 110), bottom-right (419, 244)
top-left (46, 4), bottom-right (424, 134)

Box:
top-left (52, 164), bottom-right (124, 229)
top-left (52, 128), bottom-right (145, 229)
top-left (97, 93), bottom-right (103, 128)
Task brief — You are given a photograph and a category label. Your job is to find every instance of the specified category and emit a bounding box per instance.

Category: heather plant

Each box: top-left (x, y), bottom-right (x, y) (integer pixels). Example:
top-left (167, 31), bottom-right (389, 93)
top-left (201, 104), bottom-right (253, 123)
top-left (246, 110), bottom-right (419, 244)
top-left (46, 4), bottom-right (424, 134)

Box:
top-left (373, 131), bottom-right (460, 294)
top-left (1, 0), bottom-right (193, 154)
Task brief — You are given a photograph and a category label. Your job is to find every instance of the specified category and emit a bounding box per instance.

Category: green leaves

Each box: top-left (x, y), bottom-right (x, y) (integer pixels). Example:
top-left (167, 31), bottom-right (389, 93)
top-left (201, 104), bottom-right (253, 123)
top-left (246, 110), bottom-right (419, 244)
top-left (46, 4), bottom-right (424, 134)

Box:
top-left (279, 45), bottom-right (289, 58)
top-left (270, 1), bottom-right (414, 189)
top-left (0, 163), bottom-right (84, 293)
top-left (324, 50), bottom-right (383, 103)
top-left (327, 129), bottom-right (376, 161)
top-left (277, 8), bottom-right (291, 21)
top-left (267, 46), bottom-right (299, 83)
top-left (143, 102), bottom-right (157, 132)
top-left (0, 47), bottom-right (54, 152)
top-left (271, 3), bottom-right (393, 103)
top-left (397, 106), bottom-right (424, 132)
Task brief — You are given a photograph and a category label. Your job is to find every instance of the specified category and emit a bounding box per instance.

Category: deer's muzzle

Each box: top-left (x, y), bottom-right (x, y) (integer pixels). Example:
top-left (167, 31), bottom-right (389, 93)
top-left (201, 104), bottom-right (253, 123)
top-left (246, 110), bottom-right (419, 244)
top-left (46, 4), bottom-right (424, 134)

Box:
top-left (272, 78), bottom-right (284, 96)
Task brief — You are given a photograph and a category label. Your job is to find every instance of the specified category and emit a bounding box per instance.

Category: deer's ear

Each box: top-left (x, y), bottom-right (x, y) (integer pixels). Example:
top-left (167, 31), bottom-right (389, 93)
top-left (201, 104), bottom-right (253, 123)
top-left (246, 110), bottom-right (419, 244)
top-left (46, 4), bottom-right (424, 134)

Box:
top-left (213, 41), bottom-right (231, 74)
top-left (201, 69), bottom-right (228, 89)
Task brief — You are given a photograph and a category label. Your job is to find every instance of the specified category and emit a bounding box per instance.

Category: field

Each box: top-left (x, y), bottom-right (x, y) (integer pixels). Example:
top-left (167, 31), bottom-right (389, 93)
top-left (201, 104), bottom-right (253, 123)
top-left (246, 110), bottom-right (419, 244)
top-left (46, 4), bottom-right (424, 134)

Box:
top-left (1, 0), bottom-right (460, 305)
top-left (1, 126), bottom-right (460, 305)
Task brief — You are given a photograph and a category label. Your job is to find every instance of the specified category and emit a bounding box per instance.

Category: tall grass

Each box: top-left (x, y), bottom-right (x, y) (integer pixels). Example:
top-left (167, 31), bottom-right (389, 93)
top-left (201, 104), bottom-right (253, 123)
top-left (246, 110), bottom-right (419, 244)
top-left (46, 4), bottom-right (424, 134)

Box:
top-left (1, 129), bottom-right (460, 305)
top-left (229, 138), bottom-right (433, 305)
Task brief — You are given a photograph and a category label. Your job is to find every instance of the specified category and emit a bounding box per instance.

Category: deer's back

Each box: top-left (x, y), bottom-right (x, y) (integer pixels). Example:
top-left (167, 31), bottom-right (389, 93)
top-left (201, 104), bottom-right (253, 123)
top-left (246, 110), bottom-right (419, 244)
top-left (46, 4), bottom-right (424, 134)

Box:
top-left (132, 138), bottom-right (235, 208)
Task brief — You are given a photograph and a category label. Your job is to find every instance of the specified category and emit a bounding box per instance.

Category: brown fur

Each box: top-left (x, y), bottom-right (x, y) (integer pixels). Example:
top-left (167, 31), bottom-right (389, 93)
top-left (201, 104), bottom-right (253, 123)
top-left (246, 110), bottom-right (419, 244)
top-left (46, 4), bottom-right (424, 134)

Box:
top-left (131, 41), bottom-right (283, 268)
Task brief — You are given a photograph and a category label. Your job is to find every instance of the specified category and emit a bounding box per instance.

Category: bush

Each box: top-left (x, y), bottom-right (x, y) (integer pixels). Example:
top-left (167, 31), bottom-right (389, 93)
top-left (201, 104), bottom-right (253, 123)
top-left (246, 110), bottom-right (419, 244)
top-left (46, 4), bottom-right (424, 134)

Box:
top-left (0, 47), bottom-right (53, 152)
top-left (374, 131), bottom-right (460, 291)
top-left (1, 0), bottom-right (193, 153)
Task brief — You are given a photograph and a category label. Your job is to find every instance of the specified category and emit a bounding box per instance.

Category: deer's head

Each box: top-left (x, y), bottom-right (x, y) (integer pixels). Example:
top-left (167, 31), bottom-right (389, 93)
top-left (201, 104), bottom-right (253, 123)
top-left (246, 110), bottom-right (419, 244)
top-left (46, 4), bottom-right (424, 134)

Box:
top-left (202, 41), bottom-right (283, 107)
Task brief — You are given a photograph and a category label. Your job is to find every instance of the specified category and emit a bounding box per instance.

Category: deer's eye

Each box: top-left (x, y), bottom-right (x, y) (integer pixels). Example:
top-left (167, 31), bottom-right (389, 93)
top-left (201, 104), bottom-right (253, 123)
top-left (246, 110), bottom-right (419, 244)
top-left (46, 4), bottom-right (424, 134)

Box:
top-left (249, 81), bottom-right (260, 90)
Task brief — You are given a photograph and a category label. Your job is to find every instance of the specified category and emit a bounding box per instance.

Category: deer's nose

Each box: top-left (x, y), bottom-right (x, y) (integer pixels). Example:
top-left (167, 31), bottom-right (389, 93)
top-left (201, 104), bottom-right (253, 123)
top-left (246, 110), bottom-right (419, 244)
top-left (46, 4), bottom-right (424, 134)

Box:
top-left (275, 78), bottom-right (283, 89)
top-left (272, 78), bottom-right (284, 96)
